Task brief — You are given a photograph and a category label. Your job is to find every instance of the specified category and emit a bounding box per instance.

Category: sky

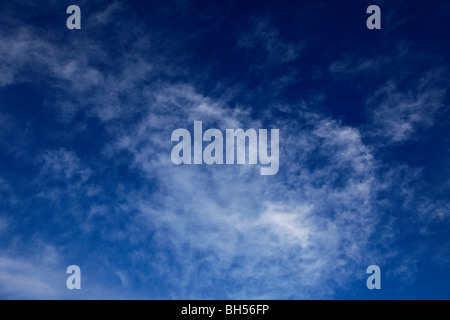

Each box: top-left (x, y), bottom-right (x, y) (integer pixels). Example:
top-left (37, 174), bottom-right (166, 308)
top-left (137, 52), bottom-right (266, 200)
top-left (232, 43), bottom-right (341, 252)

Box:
top-left (0, 0), bottom-right (449, 300)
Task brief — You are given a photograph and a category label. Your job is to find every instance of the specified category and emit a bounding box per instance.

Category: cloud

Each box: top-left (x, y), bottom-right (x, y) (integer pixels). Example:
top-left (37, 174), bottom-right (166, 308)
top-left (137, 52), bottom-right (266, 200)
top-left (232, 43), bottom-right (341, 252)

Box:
top-left (41, 148), bottom-right (92, 182)
top-left (328, 43), bottom-right (448, 145)
top-left (0, 242), bottom-right (64, 299)
top-left (0, 37), bottom-right (435, 297)
top-left (238, 16), bottom-right (303, 63)
top-left (329, 56), bottom-right (390, 75)
top-left (91, 1), bottom-right (123, 25)
top-left (0, 1), bottom-right (448, 299)
top-left (367, 68), bottom-right (448, 143)
top-left (99, 81), bottom-right (389, 298)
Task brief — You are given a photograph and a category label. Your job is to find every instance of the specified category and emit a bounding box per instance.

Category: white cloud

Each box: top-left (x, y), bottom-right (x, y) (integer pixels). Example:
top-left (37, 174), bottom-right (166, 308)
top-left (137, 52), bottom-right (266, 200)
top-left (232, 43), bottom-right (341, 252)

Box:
top-left (368, 68), bottom-right (448, 143)
top-left (0, 243), bottom-right (63, 299)
top-left (238, 16), bottom-right (303, 63)
top-left (91, 1), bottom-right (123, 25)
top-left (41, 148), bottom-right (92, 182)
top-left (100, 81), bottom-right (388, 298)
top-left (0, 8), bottom-right (448, 299)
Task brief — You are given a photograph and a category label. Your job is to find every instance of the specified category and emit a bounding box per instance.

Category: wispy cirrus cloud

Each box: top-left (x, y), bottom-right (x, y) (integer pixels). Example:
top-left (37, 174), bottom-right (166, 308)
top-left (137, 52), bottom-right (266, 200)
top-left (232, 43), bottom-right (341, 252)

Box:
top-left (238, 16), bottom-right (303, 63)
top-left (98, 81), bottom-right (392, 298)
top-left (367, 68), bottom-right (448, 143)
top-left (0, 0), bottom-right (449, 300)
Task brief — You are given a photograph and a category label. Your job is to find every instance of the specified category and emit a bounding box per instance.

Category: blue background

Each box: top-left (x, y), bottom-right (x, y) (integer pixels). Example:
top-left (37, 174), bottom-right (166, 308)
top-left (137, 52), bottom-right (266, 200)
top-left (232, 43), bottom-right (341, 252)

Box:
top-left (0, 0), bottom-right (449, 299)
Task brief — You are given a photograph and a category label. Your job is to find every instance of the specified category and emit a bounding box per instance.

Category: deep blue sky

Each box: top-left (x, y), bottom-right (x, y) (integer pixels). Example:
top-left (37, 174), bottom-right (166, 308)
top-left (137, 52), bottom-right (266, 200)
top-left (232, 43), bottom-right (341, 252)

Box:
top-left (0, 0), bottom-right (449, 299)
